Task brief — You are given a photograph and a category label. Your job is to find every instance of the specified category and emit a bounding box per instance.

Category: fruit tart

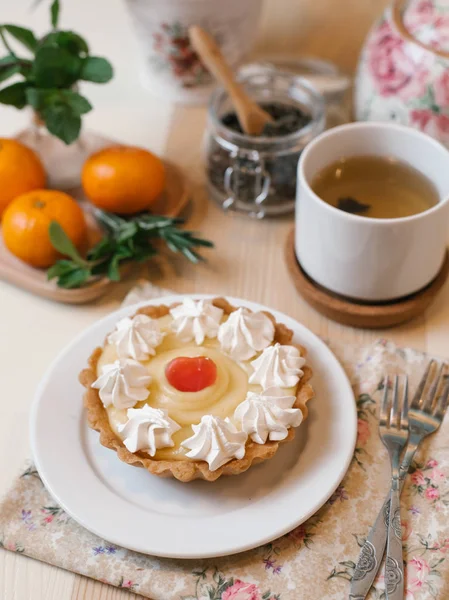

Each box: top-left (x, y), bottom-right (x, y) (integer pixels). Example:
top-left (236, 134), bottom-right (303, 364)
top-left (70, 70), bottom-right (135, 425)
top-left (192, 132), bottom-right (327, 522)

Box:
top-left (80, 297), bottom-right (314, 482)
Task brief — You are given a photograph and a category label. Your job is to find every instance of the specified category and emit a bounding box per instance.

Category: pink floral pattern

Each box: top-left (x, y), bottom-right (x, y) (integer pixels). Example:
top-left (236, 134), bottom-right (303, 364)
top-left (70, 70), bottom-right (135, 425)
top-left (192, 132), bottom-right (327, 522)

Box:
top-left (0, 539), bottom-right (24, 553)
top-left (402, 519), bottom-right (413, 542)
top-left (357, 418), bottom-right (370, 446)
top-left (407, 557), bottom-right (430, 593)
top-left (367, 21), bottom-right (419, 97)
top-left (356, 1), bottom-right (449, 147)
top-left (411, 470), bottom-right (427, 486)
top-left (118, 577), bottom-right (138, 591)
top-left (409, 458), bottom-right (449, 507)
top-left (222, 580), bottom-right (262, 600)
top-left (151, 22), bottom-right (210, 88)
top-left (188, 569), bottom-right (279, 600)
top-left (410, 109), bottom-right (449, 141)
top-left (404, 0), bottom-right (449, 52)
top-left (353, 393), bottom-right (376, 469)
top-left (406, 0), bottom-right (435, 27)
top-left (433, 70), bottom-right (449, 106)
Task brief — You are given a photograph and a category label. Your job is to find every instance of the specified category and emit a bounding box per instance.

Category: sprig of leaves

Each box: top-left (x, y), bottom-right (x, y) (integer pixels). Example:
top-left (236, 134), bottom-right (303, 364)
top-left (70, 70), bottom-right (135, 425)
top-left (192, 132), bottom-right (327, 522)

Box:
top-left (0, 0), bottom-right (113, 143)
top-left (47, 210), bottom-right (214, 289)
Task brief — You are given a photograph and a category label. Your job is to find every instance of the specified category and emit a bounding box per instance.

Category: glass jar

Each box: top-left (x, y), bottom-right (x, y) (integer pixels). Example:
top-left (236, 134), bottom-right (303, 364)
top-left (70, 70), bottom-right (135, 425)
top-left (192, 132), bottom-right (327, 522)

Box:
top-left (204, 68), bottom-right (326, 218)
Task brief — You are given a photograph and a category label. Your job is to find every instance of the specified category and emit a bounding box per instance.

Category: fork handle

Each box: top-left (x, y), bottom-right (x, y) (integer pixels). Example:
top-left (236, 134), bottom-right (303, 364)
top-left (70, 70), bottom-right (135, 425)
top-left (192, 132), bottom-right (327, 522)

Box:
top-left (385, 485), bottom-right (404, 599)
top-left (349, 436), bottom-right (420, 600)
top-left (349, 492), bottom-right (390, 599)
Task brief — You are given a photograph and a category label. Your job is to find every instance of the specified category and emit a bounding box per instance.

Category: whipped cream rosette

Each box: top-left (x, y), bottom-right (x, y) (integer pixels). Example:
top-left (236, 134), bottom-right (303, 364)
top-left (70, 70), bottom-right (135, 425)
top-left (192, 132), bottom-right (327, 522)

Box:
top-left (118, 406), bottom-right (180, 455)
top-left (235, 387), bottom-right (303, 444)
top-left (218, 307), bottom-right (274, 360)
top-left (249, 343), bottom-right (305, 388)
top-left (170, 298), bottom-right (223, 344)
top-left (182, 414), bottom-right (247, 471)
top-left (108, 314), bottom-right (165, 360)
top-left (91, 358), bottom-right (151, 409)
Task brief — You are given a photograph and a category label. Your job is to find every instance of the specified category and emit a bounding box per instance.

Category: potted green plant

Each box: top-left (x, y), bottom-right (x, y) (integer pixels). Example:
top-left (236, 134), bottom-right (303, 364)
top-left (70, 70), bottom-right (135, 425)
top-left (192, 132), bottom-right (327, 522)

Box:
top-left (0, 0), bottom-right (114, 188)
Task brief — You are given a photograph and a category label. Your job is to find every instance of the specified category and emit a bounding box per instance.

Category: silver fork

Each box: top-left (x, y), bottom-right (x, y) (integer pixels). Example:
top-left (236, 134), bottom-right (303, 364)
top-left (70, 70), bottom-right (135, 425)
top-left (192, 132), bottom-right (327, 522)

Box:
top-left (350, 361), bottom-right (449, 600)
top-left (380, 375), bottom-right (409, 600)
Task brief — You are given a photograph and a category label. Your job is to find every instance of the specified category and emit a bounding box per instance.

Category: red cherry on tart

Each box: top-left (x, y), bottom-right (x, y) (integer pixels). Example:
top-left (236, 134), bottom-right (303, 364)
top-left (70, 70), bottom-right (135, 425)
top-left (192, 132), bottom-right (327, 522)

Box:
top-left (165, 356), bottom-right (218, 392)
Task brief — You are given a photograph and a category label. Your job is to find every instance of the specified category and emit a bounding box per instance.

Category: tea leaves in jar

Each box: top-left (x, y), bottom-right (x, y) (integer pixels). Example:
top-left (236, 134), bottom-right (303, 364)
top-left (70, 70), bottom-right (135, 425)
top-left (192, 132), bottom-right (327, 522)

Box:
top-left (221, 103), bottom-right (311, 137)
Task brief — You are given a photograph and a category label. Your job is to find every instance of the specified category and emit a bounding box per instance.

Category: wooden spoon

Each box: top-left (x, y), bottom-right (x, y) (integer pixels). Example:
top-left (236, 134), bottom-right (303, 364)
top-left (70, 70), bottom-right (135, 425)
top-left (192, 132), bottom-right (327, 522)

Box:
top-left (188, 25), bottom-right (273, 136)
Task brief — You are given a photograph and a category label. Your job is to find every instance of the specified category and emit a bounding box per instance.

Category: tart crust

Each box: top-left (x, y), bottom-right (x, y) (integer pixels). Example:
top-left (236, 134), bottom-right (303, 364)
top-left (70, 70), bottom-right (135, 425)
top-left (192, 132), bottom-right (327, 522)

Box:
top-left (80, 297), bottom-right (314, 482)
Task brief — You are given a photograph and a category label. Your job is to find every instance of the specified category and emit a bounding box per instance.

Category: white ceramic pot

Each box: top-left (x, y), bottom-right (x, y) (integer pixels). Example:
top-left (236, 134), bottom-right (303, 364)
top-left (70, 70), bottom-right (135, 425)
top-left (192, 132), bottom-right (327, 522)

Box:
top-left (125, 0), bottom-right (263, 105)
top-left (295, 122), bottom-right (449, 302)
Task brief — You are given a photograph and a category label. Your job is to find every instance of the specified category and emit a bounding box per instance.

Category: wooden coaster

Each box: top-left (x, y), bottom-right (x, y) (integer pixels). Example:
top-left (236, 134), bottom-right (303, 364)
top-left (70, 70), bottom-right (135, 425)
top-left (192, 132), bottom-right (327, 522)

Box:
top-left (285, 229), bottom-right (449, 329)
top-left (0, 160), bottom-right (189, 304)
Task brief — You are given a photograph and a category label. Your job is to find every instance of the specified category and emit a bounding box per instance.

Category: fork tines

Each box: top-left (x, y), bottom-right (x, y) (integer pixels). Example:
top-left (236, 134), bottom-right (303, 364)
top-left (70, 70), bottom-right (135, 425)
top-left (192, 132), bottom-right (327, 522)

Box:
top-left (380, 375), bottom-right (409, 430)
top-left (411, 360), bottom-right (449, 414)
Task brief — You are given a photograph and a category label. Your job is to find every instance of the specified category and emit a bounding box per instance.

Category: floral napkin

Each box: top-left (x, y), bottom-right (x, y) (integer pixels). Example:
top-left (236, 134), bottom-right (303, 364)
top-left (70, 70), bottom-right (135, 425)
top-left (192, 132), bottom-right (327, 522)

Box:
top-left (1, 284), bottom-right (449, 600)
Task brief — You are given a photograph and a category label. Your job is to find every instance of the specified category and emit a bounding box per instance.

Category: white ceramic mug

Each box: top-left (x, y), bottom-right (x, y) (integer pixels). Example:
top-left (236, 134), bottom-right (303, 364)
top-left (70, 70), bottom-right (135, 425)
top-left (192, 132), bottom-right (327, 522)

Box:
top-left (296, 122), bottom-right (449, 301)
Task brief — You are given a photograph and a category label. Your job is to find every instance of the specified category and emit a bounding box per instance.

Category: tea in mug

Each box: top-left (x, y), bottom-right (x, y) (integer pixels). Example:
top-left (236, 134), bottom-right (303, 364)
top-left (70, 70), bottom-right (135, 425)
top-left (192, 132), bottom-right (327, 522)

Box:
top-left (311, 155), bottom-right (439, 219)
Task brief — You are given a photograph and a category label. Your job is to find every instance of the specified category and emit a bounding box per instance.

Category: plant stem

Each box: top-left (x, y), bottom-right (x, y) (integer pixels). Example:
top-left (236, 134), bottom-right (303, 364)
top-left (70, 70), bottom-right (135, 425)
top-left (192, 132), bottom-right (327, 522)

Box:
top-left (0, 27), bottom-right (17, 57)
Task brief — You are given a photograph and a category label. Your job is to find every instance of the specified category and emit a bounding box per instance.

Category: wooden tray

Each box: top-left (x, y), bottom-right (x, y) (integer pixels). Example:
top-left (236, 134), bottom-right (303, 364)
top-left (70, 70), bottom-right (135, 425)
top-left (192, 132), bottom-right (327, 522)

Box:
top-left (0, 160), bottom-right (189, 304)
top-left (285, 229), bottom-right (449, 329)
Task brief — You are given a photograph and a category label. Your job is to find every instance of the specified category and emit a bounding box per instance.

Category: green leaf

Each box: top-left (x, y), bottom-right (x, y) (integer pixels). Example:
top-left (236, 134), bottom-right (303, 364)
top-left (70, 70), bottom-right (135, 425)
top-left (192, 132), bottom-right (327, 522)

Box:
top-left (61, 89), bottom-right (91, 114)
top-left (56, 267), bottom-right (91, 289)
top-left (42, 101), bottom-right (81, 144)
top-left (26, 88), bottom-right (91, 117)
top-left (18, 61), bottom-right (32, 76)
top-left (32, 46), bottom-right (81, 88)
top-left (132, 245), bottom-right (157, 263)
top-left (90, 260), bottom-right (109, 275)
top-left (0, 81), bottom-right (27, 107)
top-left (50, 0), bottom-right (60, 29)
top-left (136, 215), bottom-right (179, 231)
top-left (182, 247), bottom-right (201, 263)
top-left (107, 256), bottom-right (121, 281)
top-left (3, 25), bottom-right (37, 52)
top-left (48, 221), bottom-right (86, 263)
top-left (87, 237), bottom-right (116, 261)
top-left (0, 63), bottom-right (20, 83)
top-left (0, 54), bottom-right (18, 67)
top-left (185, 236), bottom-right (214, 248)
top-left (40, 30), bottom-right (89, 55)
top-left (117, 222), bottom-right (138, 243)
top-left (47, 259), bottom-right (79, 280)
top-left (25, 87), bottom-right (56, 109)
top-left (80, 56), bottom-right (113, 83)
top-left (94, 209), bottom-right (126, 233)
top-left (47, 258), bottom-right (92, 288)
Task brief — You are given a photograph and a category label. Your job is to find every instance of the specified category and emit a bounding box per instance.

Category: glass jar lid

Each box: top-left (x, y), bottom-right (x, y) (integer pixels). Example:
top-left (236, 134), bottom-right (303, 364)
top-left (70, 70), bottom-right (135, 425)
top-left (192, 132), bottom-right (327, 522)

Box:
top-left (241, 56), bottom-right (351, 105)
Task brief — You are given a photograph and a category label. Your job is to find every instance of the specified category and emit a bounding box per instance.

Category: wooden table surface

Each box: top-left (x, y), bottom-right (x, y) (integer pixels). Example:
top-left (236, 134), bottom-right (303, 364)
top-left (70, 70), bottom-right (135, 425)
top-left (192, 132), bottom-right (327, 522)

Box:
top-left (3, 0), bottom-right (449, 598)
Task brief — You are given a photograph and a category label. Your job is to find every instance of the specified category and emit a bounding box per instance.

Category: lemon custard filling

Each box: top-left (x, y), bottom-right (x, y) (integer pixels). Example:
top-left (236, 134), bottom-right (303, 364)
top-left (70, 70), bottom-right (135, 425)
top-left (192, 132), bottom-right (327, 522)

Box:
top-left (92, 300), bottom-right (305, 468)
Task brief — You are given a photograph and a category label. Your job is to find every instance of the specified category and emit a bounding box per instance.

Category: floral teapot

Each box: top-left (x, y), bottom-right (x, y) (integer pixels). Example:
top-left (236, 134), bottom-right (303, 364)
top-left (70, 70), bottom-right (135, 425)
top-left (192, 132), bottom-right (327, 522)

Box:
top-left (355, 0), bottom-right (449, 147)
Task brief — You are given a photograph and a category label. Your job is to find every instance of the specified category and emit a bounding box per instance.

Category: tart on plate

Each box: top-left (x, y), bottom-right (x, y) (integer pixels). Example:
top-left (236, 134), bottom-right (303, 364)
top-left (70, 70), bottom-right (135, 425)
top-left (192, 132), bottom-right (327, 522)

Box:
top-left (80, 297), bottom-right (314, 482)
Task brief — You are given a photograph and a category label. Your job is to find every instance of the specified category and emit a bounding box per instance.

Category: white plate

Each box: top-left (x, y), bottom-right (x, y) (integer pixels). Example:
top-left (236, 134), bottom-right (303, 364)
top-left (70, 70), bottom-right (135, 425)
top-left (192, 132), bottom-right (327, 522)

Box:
top-left (30, 295), bottom-right (357, 559)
